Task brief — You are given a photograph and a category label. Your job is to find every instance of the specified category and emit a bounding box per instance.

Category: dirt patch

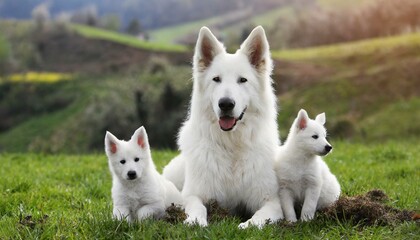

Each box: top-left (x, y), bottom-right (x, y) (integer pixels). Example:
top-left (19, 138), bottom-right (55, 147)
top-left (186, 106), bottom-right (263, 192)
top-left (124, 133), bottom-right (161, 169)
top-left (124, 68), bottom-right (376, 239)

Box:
top-left (164, 200), bottom-right (231, 224)
top-left (19, 214), bottom-right (49, 229)
top-left (205, 200), bottom-right (230, 223)
top-left (164, 203), bottom-right (186, 224)
top-left (164, 190), bottom-right (417, 227)
top-left (322, 189), bottom-right (415, 226)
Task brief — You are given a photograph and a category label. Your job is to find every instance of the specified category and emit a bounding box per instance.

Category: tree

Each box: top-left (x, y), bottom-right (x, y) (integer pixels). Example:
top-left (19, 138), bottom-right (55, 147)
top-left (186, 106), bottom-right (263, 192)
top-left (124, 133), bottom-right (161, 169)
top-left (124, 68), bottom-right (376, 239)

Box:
top-left (126, 19), bottom-right (143, 36)
top-left (31, 3), bottom-right (50, 30)
top-left (70, 5), bottom-right (98, 27)
top-left (101, 14), bottom-right (121, 32)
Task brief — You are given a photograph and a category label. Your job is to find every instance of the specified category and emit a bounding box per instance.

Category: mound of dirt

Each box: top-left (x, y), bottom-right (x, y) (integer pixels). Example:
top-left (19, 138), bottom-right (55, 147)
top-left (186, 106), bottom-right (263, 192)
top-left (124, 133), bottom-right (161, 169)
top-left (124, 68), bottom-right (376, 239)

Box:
top-left (164, 200), bottom-right (231, 224)
top-left (164, 203), bottom-right (186, 224)
top-left (205, 200), bottom-right (230, 223)
top-left (322, 189), bottom-right (415, 226)
top-left (164, 190), bottom-right (417, 227)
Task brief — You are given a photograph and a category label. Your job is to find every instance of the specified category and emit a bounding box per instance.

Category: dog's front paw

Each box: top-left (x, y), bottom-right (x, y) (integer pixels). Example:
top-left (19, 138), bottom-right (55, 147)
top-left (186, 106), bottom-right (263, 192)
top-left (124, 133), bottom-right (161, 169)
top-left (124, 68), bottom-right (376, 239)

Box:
top-left (238, 218), bottom-right (266, 229)
top-left (184, 216), bottom-right (208, 227)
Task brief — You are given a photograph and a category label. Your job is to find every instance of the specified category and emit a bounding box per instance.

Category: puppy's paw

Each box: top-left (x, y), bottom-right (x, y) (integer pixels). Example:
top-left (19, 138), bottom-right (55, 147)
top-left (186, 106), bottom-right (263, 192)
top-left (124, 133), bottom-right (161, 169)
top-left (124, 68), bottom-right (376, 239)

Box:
top-left (184, 216), bottom-right (208, 227)
top-left (300, 211), bottom-right (314, 222)
top-left (286, 216), bottom-right (298, 223)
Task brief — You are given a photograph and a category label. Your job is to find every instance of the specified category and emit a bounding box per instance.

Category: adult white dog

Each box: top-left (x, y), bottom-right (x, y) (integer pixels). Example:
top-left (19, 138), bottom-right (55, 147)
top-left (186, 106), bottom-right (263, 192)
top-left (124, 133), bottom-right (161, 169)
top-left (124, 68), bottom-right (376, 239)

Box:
top-left (163, 26), bottom-right (283, 228)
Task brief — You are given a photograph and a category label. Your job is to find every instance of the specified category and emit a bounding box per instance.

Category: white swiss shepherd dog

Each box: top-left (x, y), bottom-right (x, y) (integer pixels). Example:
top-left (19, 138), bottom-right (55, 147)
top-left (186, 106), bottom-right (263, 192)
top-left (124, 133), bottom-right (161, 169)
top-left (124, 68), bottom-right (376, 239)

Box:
top-left (275, 109), bottom-right (340, 222)
top-left (163, 26), bottom-right (283, 228)
top-left (105, 126), bottom-right (183, 222)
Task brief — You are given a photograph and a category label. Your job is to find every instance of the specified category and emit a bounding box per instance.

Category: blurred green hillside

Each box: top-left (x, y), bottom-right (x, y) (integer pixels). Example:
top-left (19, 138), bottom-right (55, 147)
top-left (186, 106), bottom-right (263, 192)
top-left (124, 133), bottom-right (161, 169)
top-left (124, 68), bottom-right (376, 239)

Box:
top-left (0, 15), bottom-right (419, 152)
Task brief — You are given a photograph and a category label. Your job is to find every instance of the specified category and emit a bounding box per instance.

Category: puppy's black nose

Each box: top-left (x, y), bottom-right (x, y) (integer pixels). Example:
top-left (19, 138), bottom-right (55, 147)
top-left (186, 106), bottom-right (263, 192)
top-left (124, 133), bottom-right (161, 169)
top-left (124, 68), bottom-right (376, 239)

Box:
top-left (127, 171), bottom-right (137, 180)
top-left (218, 98), bottom-right (235, 111)
top-left (325, 145), bottom-right (332, 153)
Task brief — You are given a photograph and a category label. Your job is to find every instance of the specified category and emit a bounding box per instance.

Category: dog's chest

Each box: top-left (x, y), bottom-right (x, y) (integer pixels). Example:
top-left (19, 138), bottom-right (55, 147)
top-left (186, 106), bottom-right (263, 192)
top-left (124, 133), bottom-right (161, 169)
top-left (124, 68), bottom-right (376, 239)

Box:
top-left (281, 160), bottom-right (320, 199)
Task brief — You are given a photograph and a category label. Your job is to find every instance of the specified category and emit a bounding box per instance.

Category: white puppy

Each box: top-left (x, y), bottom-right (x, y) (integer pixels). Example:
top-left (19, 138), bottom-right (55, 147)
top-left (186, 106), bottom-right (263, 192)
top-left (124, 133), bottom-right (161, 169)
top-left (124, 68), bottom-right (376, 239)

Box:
top-left (105, 126), bottom-right (183, 222)
top-left (275, 109), bottom-right (340, 222)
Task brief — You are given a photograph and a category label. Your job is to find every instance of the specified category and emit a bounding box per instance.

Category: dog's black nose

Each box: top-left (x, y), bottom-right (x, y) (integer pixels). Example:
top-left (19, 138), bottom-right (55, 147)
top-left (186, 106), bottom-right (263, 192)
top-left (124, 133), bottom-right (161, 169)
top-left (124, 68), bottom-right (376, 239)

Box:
top-left (127, 171), bottom-right (137, 180)
top-left (218, 98), bottom-right (235, 111)
top-left (325, 145), bottom-right (332, 153)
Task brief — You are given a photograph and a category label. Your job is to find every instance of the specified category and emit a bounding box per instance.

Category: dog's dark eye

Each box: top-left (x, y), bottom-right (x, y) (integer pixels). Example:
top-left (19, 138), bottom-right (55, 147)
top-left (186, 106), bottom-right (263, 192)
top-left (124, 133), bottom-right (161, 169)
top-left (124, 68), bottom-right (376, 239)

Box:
top-left (120, 159), bottom-right (126, 164)
top-left (239, 77), bottom-right (247, 83)
top-left (312, 135), bottom-right (319, 139)
top-left (134, 157), bottom-right (139, 162)
top-left (212, 76), bottom-right (221, 83)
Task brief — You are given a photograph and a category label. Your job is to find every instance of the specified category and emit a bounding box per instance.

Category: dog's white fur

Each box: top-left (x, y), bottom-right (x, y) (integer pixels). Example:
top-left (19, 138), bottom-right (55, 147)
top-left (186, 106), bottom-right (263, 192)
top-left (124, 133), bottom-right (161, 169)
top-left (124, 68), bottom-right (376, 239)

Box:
top-left (105, 126), bottom-right (183, 222)
top-left (275, 109), bottom-right (340, 222)
top-left (163, 26), bottom-right (283, 228)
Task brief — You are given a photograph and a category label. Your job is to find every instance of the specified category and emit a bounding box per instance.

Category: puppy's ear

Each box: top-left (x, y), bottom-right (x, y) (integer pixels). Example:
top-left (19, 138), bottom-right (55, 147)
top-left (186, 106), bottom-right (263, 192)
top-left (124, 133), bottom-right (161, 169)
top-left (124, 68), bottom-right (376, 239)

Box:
top-left (315, 113), bottom-right (326, 125)
top-left (194, 27), bottom-right (225, 72)
top-left (239, 26), bottom-right (271, 73)
top-left (132, 126), bottom-right (149, 149)
top-left (105, 131), bottom-right (119, 154)
top-left (296, 109), bottom-right (309, 130)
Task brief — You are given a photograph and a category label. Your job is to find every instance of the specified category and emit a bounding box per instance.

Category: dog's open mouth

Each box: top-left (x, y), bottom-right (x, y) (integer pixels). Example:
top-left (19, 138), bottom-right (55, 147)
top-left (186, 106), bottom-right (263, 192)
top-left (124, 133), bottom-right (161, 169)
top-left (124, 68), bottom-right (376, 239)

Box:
top-left (218, 107), bottom-right (246, 131)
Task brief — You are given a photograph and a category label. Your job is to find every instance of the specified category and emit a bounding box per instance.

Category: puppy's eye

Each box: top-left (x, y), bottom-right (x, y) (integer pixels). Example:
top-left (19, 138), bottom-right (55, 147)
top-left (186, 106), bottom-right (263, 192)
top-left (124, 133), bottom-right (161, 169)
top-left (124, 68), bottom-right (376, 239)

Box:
top-left (212, 76), bottom-right (221, 83)
top-left (120, 159), bottom-right (126, 164)
top-left (312, 135), bottom-right (319, 139)
top-left (239, 77), bottom-right (247, 83)
top-left (134, 158), bottom-right (139, 162)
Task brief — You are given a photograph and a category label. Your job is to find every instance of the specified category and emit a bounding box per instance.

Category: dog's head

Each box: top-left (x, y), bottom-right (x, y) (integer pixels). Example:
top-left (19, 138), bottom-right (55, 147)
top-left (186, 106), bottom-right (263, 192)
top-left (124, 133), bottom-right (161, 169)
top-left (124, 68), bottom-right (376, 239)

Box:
top-left (291, 109), bottom-right (332, 156)
top-left (105, 126), bottom-right (151, 182)
top-left (192, 26), bottom-right (273, 131)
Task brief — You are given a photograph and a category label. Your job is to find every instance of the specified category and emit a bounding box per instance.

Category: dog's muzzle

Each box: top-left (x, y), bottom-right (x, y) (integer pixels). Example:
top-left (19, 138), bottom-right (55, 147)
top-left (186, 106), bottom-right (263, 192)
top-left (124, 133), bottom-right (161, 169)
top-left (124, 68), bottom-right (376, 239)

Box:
top-left (218, 107), bottom-right (247, 131)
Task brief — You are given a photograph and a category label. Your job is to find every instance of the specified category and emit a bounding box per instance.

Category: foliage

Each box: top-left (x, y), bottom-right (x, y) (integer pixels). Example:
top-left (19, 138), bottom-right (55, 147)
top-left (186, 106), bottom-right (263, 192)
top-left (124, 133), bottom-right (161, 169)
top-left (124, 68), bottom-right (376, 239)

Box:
top-left (0, 33), bottom-right (11, 72)
top-left (271, 0), bottom-right (420, 48)
top-left (125, 19), bottom-right (143, 36)
top-left (0, 20), bottom-right (38, 72)
top-left (31, 2), bottom-right (50, 31)
top-left (1, 72), bottom-right (72, 83)
top-left (0, 81), bottom-right (76, 133)
top-left (99, 14), bottom-right (121, 32)
top-left (0, 141), bottom-right (418, 238)
top-left (0, 64), bottom-right (192, 152)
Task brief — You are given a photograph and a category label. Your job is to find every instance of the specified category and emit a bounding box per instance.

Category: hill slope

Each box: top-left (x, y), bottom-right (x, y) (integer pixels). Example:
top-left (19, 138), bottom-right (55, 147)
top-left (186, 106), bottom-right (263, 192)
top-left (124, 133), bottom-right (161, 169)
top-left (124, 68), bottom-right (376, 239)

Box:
top-left (272, 32), bottom-right (420, 141)
top-left (0, 22), bottom-right (419, 152)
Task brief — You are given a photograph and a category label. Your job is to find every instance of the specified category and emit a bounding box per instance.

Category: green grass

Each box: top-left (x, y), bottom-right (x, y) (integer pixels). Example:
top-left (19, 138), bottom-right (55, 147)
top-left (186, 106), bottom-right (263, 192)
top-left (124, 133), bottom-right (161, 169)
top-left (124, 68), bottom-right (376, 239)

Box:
top-left (149, 16), bottom-right (222, 44)
top-left (149, 6), bottom-right (293, 45)
top-left (0, 141), bottom-right (418, 239)
top-left (272, 32), bottom-right (420, 60)
top-left (0, 33), bottom-right (10, 63)
top-left (70, 24), bottom-right (187, 53)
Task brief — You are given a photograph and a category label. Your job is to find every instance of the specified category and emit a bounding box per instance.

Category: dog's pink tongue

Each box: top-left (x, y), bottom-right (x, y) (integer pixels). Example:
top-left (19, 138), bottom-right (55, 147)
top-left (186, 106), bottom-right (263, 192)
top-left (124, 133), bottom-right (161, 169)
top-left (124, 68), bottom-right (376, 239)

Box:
top-left (219, 117), bottom-right (236, 130)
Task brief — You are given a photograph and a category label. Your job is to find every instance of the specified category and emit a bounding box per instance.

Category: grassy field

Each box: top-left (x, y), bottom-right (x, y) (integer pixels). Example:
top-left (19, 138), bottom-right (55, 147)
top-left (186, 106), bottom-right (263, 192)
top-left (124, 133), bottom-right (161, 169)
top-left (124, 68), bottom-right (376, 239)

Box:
top-left (272, 32), bottom-right (420, 60)
top-left (70, 24), bottom-right (187, 53)
top-left (0, 141), bottom-right (418, 239)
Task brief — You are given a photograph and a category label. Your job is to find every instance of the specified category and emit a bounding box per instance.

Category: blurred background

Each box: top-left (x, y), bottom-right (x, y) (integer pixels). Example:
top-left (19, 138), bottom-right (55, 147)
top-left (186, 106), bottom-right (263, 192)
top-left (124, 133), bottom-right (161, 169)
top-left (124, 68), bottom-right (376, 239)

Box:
top-left (0, 0), bottom-right (419, 153)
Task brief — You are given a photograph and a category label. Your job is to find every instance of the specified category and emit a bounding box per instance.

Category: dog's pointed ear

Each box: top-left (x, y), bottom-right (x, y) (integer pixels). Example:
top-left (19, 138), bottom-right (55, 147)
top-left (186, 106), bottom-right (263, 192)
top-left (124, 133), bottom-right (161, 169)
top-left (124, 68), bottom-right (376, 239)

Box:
top-left (296, 109), bottom-right (309, 130)
top-left (105, 131), bottom-right (119, 154)
top-left (133, 126), bottom-right (149, 149)
top-left (194, 26), bottom-right (224, 72)
top-left (239, 26), bottom-right (271, 72)
top-left (315, 113), bottom-right (326, 125)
